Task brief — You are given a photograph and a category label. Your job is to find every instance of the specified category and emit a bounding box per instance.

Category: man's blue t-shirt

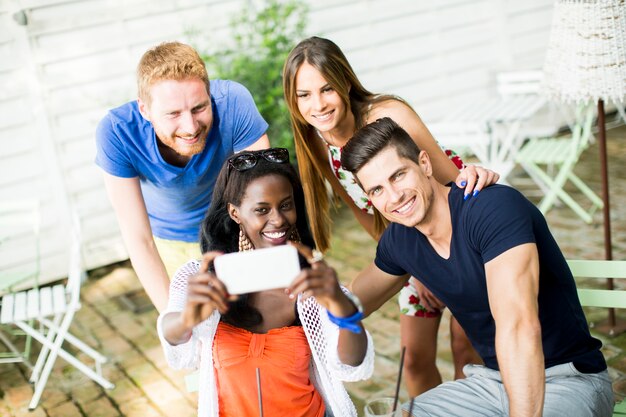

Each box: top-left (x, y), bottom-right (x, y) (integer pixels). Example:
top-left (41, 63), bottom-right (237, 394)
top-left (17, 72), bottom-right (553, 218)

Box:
top-left (375, 184), bottom-right (605, 373)
top-left (95, 80), bottom-right (268, 242)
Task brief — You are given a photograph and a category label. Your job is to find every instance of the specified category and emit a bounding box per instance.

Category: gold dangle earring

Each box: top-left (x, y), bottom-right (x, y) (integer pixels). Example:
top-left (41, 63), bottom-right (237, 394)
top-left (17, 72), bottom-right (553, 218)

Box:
top-left (238, 225), bottom-right (254, 252)
top-left (289, 228), bottom-right (301, 243)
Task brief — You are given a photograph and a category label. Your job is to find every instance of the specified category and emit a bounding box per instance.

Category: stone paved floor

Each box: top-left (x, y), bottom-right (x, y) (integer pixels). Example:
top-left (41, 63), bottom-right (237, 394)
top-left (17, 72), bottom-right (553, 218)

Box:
top-left (1, 124), bottom-right (625, 416)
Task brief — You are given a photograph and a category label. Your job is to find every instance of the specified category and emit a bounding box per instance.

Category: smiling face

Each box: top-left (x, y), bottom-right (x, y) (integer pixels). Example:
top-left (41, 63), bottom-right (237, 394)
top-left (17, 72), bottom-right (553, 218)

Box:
top-left (138, 77), bottom-right (212, 163)
top-left (228, 174), bottom-right (298, 250)
top-left (294, 61), bottom-right (349, 134)
top-left (356, 146), bottom-right (435, 228)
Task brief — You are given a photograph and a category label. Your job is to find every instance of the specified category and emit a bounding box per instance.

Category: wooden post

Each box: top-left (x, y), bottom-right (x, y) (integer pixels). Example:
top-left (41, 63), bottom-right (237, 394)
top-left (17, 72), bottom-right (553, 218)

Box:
top-left (597, 99), bottom-right (615, 330)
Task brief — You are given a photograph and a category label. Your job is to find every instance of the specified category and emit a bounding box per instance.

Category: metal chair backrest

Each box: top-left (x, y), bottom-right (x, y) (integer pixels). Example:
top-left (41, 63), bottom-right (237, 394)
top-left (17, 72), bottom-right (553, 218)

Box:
top-left (0, 199), bottom-right (40, 293)
top-left (568, 259), bottom-right (626, 416)
top-left (567, 260), bottom-right (626, 309)
top-left (65, 211), bottom-right (85, 305)
top-left (568, 104), bottom-right (595, 159)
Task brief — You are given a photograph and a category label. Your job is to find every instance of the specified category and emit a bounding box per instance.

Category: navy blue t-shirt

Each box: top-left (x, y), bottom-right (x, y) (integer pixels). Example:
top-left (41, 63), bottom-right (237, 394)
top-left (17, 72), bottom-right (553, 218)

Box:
top-left (375, 184), bottom-right (605, 372)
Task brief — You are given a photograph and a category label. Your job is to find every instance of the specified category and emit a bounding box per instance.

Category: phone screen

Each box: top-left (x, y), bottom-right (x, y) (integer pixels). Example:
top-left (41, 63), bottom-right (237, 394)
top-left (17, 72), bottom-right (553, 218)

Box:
top-left (213, 245), bottom-right (301, 294)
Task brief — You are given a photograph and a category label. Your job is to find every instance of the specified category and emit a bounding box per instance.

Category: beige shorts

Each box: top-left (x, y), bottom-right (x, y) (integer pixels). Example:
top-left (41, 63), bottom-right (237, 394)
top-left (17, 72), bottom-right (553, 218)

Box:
top-left (153, 236), bottom-right (202, 280)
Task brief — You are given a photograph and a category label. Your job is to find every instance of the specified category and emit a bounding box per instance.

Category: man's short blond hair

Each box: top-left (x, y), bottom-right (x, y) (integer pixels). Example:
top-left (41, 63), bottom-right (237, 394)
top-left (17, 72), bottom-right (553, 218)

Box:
top-left (137, 41), bottom-right (210, 104)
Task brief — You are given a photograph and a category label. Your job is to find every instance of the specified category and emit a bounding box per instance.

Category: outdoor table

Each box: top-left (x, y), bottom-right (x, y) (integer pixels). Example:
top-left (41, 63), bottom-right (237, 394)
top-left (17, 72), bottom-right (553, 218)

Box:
top-left (439, 94), bottom-right (547, 184)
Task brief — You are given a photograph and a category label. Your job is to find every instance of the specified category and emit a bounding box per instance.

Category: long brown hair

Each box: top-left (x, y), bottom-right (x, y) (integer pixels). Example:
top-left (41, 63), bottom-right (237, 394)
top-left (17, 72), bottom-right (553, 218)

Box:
top-left (283, 36), bottom-right (394, 251)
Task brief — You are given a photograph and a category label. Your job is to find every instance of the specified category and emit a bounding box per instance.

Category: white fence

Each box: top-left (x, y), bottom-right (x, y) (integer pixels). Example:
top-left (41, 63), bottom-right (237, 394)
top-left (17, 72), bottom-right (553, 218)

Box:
top-left (0, 0), bottom-right (554, 284)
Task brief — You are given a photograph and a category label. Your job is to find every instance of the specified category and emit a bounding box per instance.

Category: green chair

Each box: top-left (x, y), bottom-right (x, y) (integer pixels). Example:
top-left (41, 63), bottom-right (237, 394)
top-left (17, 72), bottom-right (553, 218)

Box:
top-left (615, 401), bottom-right (626, 417)
top-left (567, 259), bottom-right (626, 416)
top-left (516, 104), bottom-right (603, 223)
top-left (568, 260), bottom-right (626, 309)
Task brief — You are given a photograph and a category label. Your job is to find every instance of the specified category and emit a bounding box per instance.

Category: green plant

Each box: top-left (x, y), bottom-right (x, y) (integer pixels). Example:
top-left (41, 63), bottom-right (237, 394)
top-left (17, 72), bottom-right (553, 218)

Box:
top-left (198, 0), bottom-right (307, 159)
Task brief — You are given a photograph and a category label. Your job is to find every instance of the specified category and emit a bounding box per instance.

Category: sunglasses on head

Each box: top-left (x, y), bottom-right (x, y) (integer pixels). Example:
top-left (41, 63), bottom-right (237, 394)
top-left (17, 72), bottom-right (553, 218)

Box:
top-left (227, 148), bottom-right (290, 172)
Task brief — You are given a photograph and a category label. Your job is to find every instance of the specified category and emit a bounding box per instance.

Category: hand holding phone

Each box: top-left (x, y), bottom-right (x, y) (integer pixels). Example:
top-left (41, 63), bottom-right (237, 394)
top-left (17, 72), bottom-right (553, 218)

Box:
top-left (213, 245), bottom-right (301, 294)
top-left (180, 251), bottom-right (231, 330)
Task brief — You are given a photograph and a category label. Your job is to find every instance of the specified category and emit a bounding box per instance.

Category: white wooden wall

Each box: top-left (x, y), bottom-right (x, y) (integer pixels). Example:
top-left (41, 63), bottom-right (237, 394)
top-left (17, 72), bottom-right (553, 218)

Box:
top-left (0, 0), bottom-right (554, 285)
top-left (313, 0), bottom-right (554, 121)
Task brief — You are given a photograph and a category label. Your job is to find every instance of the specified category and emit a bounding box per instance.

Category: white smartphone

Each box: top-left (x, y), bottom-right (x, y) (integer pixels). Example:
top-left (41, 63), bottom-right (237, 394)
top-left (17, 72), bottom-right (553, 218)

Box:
top-left (213, 245), bottom-right (301, 295)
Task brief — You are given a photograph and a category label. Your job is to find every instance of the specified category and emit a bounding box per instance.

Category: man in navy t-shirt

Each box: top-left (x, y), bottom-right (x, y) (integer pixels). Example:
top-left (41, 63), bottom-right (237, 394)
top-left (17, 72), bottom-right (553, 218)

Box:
top-left (95, 42), bottom-right (269, 312)
top-left (340, 117), bottom-right (612, 417)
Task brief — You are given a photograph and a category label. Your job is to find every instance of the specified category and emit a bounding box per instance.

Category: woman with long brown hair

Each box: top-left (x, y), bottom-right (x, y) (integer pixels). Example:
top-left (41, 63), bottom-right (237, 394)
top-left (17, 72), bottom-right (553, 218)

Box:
top-left (283, 36), bottom-right (497, 396)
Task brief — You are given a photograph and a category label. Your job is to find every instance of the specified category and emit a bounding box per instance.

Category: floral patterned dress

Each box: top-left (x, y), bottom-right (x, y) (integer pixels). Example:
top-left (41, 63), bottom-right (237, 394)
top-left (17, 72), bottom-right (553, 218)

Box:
top-left (326, 144), bottom-right (374, 214)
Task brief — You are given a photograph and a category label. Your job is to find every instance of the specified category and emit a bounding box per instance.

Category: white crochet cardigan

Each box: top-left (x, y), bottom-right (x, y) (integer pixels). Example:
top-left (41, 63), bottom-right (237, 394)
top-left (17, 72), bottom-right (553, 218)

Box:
top-left (157, 260), bottom-right (375, 417)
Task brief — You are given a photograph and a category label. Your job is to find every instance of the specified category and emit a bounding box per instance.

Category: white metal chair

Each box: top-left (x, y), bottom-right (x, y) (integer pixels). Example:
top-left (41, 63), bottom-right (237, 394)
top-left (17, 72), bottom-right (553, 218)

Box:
top-left (427, 121), bottom-right (491, 162)
top-left (428, 71), bottom-right (551, 184)
top-left (0, 199), bottom-right (41, 292)
top-left (496, 70), bottom-right (544, 96)
top-left (0, 214), bottom-right (114, 409)
top-left (0, 199), bottom-right (41, 368)
top-left (515, 104), bottom-right (603, 223)
top-left (496, 70), bottom-right (565, 139)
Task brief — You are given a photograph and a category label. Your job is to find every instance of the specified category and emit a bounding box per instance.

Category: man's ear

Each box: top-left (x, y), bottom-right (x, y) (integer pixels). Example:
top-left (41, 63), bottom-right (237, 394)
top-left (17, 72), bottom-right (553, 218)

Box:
top-left (228, 203), bottom-right (240, 224)
top-left (137, 97), bottom-right (151, 122)
top-left (418, 150), bottom-right (433, 177)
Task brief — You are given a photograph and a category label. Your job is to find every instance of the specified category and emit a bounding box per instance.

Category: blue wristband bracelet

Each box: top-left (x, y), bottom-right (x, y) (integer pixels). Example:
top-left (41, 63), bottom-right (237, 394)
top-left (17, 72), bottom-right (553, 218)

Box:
top-left (326, 310), bottom-right (364, 334)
